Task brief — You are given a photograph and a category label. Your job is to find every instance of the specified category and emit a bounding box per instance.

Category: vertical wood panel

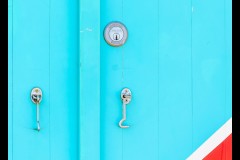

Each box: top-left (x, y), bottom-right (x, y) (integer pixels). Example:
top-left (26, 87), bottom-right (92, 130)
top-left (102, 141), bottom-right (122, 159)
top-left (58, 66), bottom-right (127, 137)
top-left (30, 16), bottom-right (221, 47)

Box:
top-left (12, 0), bottom-right (50, 159)
top-left (225, 0), bottom-right (232, 121)
top-left (79, 0), bottom-right (101, 159)
top-left (50, 0), bottom-right (79, 159)
top-left (158, 0), bottom-right (192, 159)
top-left (192, 0), bottom-right (232, 151)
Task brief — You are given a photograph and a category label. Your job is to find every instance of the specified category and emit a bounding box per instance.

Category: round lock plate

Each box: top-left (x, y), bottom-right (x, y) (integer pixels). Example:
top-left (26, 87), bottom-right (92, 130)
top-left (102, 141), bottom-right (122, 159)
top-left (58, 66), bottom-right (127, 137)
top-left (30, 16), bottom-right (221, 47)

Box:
top-left (104, 22), bottom-right (128, 47)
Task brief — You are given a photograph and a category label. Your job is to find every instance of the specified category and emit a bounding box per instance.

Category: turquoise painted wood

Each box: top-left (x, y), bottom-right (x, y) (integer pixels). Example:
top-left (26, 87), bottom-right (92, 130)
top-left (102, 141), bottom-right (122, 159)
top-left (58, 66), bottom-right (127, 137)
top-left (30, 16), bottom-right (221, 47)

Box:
top-left (8, 0), bottom-right (79, 159)
top-left (79, 0), bottom-right (100, 159)
top-left (192, 0), bottom-right (232, 150)
top-left (100, 0), bottom-right (231, 160)
top-left (8, 0), bottom-right (231, 159)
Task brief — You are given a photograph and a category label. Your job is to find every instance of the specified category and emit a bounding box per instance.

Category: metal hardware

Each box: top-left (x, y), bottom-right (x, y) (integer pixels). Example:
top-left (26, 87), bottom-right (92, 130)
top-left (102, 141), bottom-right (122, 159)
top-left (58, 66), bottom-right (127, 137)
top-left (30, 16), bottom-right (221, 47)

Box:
top-left (104, 22), bottom-right (128, 47)
top-left (119, 88), bottom-right (132, 128)
top-left (31, 87), bottom-right (42, 131)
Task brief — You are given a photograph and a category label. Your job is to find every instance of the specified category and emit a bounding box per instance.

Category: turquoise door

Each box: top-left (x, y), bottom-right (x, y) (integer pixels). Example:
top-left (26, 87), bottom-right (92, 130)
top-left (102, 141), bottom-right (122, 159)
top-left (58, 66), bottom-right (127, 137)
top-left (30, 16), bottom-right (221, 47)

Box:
top-left (9, 0), bottom-right (232, 160)
top-left (99, 0), bottom-right (232, 159)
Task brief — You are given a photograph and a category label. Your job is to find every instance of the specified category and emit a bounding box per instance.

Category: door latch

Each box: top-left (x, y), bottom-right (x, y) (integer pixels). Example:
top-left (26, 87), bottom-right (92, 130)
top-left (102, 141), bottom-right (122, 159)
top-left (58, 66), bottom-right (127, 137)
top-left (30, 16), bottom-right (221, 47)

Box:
top-left (31, 87), bottom-right (42, 131)
top-left (119, 88), bottom-right (132, 128)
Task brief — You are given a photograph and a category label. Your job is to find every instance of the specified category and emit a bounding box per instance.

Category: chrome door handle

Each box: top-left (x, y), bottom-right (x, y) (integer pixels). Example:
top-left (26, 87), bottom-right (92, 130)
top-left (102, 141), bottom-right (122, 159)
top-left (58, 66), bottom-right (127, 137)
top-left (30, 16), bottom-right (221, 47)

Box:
top-left (31, 87), bottom-right (42, 131)
top-left (119, 88), bottom-right (132, 128)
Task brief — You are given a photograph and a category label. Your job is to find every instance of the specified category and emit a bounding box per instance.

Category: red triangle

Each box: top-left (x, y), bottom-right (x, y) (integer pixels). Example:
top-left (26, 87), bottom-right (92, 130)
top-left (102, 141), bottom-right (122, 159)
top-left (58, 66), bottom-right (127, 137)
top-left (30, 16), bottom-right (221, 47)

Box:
top-left (203, 134), bottom-right (232, 160)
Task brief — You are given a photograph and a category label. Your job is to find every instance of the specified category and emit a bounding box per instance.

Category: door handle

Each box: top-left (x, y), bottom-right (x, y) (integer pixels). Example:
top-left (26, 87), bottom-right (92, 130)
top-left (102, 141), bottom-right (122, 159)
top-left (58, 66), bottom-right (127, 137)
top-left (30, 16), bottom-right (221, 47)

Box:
top-left (31, 87), bottom-right (42, 131)
top-left (119, 88), bottom-right (132, 128)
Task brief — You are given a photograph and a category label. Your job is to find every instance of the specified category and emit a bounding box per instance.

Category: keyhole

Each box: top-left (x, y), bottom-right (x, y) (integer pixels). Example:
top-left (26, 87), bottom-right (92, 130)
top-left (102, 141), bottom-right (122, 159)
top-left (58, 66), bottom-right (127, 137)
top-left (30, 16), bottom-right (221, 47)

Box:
top-left (113, 33), bottom-right (120, 41)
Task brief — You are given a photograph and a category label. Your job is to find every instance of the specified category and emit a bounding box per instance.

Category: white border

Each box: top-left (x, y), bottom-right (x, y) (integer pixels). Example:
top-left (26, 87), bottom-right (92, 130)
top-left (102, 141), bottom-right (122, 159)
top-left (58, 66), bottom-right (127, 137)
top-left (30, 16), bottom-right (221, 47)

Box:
top-left (186, 117), bottom-right (232, 160)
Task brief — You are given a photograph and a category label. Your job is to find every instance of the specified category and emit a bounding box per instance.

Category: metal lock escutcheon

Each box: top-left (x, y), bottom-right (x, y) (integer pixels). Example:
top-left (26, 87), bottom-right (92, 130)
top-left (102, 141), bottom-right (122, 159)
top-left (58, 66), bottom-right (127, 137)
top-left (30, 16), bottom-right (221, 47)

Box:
top-left (104, 22), bottom-right (128, 47)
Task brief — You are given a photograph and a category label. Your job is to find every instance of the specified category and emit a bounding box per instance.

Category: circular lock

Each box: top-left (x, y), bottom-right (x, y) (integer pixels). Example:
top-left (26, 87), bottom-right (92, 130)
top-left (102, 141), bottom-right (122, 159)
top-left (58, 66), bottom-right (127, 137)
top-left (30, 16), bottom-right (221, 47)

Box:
top-left (104, 22), bottom-right (128, 47)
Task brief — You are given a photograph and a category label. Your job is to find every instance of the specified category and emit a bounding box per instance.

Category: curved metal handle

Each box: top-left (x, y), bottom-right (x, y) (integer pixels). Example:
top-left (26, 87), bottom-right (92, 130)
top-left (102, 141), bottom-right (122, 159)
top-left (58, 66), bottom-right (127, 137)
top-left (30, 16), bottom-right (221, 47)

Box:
top-left (119, 88), bottom-right (132, 128)
top-left (119, 102), bottom-right (129, 128)
top-left (31, 88), bottom-right (42, 131)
